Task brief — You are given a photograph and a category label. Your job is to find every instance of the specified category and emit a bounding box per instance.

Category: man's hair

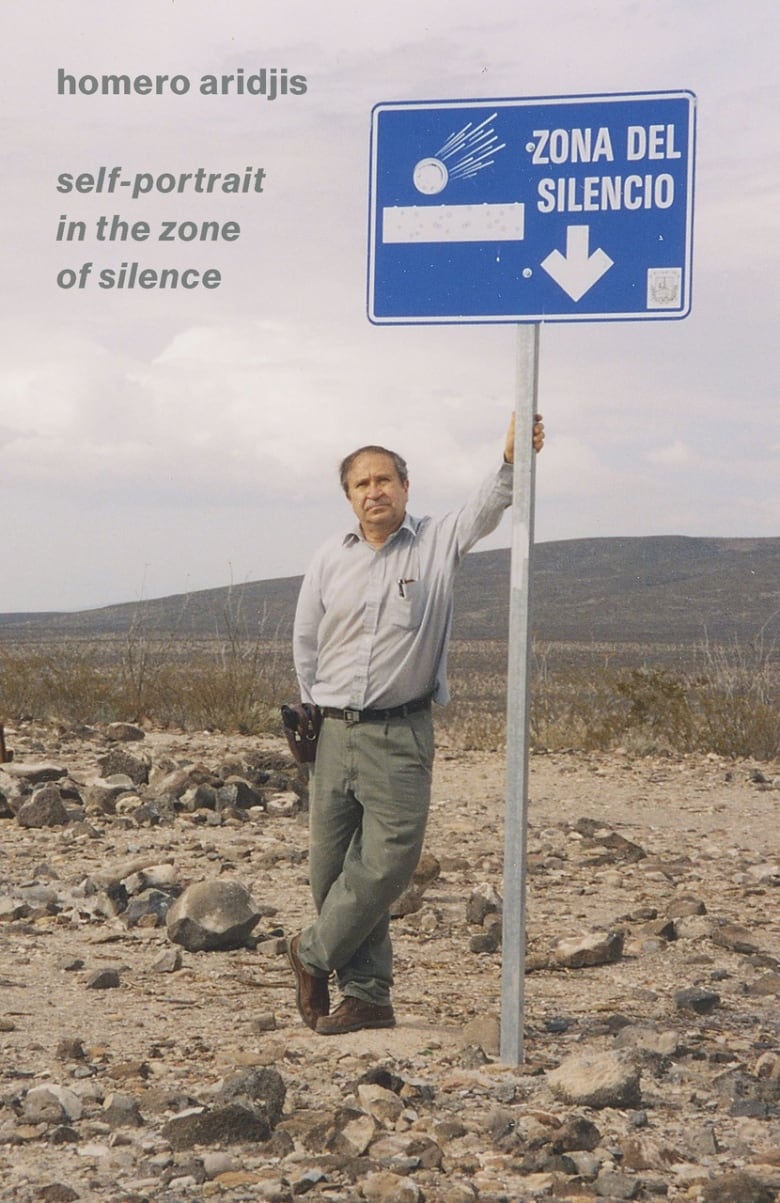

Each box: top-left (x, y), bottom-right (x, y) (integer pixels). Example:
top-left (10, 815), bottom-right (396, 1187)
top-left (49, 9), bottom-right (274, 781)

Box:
top-left (338, 445), bottom-right (409, 495)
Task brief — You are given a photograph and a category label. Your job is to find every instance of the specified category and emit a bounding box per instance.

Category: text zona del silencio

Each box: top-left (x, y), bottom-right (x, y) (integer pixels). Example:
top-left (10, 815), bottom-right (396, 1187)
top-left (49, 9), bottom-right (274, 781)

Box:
top-left (529, 122), bottom-right (682, 214)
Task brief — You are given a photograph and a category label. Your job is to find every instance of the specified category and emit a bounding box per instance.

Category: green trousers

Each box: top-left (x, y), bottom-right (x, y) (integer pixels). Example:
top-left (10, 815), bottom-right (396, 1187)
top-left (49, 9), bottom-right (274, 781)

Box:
top-left (298, 709), bottom-right (434, 1006)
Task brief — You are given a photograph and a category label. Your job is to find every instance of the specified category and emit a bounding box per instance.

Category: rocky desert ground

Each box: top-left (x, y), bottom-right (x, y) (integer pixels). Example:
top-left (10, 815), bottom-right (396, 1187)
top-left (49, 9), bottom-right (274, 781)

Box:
top-left (0, 719), bottom-right (778, 1203)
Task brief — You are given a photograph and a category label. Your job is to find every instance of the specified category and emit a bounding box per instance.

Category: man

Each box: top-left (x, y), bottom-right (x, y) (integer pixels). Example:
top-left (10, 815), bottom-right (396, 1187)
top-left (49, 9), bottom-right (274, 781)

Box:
top-left (289, 414), bottom-right (544, 1035)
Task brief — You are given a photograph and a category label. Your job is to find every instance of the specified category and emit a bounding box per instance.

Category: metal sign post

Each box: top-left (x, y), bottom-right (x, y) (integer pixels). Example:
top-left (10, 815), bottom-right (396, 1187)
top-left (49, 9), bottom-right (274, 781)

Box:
top-left (500, 324), bottom-right (539, 1064)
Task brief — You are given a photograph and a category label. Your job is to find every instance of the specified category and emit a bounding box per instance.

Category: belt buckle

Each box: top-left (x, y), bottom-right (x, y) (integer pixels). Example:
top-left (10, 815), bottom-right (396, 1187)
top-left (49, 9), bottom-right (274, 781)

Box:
top-left (343, 708), bottom-right (362, 723)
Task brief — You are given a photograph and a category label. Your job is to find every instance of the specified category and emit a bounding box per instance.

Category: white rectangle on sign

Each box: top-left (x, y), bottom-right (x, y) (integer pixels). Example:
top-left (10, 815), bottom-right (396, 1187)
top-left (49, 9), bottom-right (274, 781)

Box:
top-left (383, 202), bottom-right (525, 243)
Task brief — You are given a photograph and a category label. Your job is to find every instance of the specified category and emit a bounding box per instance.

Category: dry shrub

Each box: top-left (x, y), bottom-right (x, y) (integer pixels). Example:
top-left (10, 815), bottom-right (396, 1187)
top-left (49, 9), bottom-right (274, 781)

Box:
top-left (691, 636), bottom-right (780, 759)
top-left (440, 637), bottom-right (779, 761)
top-left (2, 626), bottom-right (777, 756)
top-left (0, 593), bottom-right (297, 735)
top-left (0, 643), bottom-right (116, 724)
top-left (0, 638), bottom-right (296, 734)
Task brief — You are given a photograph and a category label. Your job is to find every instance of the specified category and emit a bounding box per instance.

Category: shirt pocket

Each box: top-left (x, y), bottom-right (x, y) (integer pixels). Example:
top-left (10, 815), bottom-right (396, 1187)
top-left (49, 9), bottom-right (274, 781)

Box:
top-left (387, 579), bottom-right (426, 629)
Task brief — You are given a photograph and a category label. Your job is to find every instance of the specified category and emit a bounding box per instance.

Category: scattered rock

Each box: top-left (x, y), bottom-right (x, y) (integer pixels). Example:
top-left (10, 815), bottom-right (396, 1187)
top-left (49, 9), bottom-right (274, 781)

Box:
top-left (162, 1102), bottom-right (273, 1148)
top-left (700, 1171), bottom-right (777, 1203)
top-left (218, 1066), bottom-right (286, 1120)
top-left (102, 1090), bottom-right (144, 1127)
top-left (105, 722), bottom-right (146, 742)
top-left (746, 972), bottom-right (780, 996)
top-left (3, 761), bottom-right (67, 785)
top-left (96, 747), bottom-right (150, 784)
top-left (85, 968), bottom-right (121, 990)
top-left (614, 1024), bottom-right (680, 1058)
top-left (361, 1171), bottom-right (422, 1203)
top-left (674, 986), bottom-right (721, 1014)
top-left (166, 879), bottom-right (261, 951)
top-left (161, 1067), bottom-right (286, 1150)
top-left (265, 790), bottom-right (299, 817)
top-left (460, 1014), bottom-right (500, 1055)
top-left (152, 947), bottom-right (182, 973)
top-left (466, 882), bottom-right (502, 924)
top-left (16, 783), bottom-right (70, 828)
top-left (323, 1107), bottom-right (377, 1156)
top-left (39, 1186), bottom-right (80, 1203)
top-left (23, 1085), bottom-right (83, 1124)
top-left (357, 1082), bottom-right (405, 1125)
top-left (712, 922), bottom-right (762, 955)
top-left (547, 1050), bottom-right (642, 1109)
top-left (594, 1169), bottom-right (638, 1198)
top-left (554, 929), bottom-right (624, 968)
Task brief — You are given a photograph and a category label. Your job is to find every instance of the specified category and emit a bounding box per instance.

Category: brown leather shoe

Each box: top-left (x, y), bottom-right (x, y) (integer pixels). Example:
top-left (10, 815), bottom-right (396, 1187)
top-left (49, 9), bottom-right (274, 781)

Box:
top-left (287, 935), bottom-right (329, 1030)
top-left (315, 996), bottom-right (395, 1036)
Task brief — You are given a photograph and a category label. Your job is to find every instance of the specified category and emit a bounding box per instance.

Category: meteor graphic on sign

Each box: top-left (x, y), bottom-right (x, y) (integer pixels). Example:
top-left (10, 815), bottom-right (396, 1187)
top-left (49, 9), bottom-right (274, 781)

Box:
top-left (382, 113), bottom-right (526, 244)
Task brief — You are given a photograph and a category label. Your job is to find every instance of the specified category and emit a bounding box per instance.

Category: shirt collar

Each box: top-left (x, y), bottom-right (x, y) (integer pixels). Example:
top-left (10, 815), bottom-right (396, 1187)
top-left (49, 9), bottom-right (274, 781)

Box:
top-left (342, 511), bottom-right (419, 547)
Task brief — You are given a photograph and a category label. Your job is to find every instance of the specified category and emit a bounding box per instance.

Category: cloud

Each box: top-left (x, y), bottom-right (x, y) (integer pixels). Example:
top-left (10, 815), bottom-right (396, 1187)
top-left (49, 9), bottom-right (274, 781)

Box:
top-left (0, 316), bottom-right (515, 509)
top-left (646, 440), bottom-right (695, 466)
top-left (1, 0), bottom-right (779, 611)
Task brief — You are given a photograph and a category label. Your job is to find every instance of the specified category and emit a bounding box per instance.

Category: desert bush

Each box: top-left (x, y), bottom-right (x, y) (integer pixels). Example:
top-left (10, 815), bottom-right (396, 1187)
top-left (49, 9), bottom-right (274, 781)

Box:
top-left (0, 637), bottom-right (297, 734)
top-left (0, 589), bottom-right (297, 734)
top-left (440, 637), bottom-right (779, 760)
top-left (690, 636), bottom-right (780, 759)
top-left (0, 642), bottom-right (119, 723)
top-left (2, 625), bottom-right (777, 756)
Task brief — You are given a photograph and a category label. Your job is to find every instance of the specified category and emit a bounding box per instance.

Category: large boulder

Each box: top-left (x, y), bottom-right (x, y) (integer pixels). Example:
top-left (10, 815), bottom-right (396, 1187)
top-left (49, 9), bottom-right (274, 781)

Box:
top-left (97, 747), bottom-right (150, 785)
top-left (16, 783), bottom-right (70, 828)
top-left (166, 879), bottom-right (261, 952)
top-left (161, 1067), bottom-right (285, 1149)
top-left (547, 1049), bottom-right (642, 1109)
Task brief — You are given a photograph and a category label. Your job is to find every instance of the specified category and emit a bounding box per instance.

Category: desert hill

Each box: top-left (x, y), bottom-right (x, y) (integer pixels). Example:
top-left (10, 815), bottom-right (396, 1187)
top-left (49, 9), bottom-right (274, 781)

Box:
top-left (1, 535), bottom-right (778, 647)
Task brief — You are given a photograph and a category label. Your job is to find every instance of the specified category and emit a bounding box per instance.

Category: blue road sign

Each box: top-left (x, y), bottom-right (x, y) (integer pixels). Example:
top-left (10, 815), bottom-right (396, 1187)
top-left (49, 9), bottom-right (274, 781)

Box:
top-left (368, 90), bottom-right (696, 324)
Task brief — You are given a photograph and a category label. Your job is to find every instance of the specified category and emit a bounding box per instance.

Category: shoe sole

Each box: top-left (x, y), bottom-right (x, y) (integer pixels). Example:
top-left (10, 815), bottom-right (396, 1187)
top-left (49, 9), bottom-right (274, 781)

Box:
top-left (316, 1016), bottom-right (396, 1036)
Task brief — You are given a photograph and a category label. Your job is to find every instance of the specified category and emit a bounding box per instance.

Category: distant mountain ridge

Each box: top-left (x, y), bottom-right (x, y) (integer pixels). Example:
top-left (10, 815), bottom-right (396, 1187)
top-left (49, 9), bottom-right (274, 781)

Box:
top-left (1, 536), bottom-right (778, 646)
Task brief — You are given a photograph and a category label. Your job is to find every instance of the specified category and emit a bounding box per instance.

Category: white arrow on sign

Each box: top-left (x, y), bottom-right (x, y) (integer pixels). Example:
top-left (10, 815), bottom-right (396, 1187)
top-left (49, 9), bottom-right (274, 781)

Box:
top-left (541, 225), bottom-right (613, 302)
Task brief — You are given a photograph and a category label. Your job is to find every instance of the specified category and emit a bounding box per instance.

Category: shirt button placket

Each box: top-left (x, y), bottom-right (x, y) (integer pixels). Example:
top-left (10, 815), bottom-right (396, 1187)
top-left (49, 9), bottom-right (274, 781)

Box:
top-left (350, 549), bottom-right (382, 709)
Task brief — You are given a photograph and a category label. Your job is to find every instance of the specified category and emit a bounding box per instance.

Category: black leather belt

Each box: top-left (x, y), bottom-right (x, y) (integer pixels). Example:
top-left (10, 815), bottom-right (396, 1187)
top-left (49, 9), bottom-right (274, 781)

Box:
top-left (321, 696), bottom-right (431, 723)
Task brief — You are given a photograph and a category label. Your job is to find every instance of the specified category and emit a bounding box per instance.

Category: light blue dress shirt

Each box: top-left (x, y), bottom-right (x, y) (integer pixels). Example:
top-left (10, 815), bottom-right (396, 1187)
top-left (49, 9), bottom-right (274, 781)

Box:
top-left (293, 462), bottom-right (512, 710)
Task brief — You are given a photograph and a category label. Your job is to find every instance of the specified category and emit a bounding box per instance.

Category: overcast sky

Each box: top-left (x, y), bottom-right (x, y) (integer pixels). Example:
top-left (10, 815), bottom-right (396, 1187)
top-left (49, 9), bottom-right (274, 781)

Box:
top-left (2, 0), bottom-right (778, 613)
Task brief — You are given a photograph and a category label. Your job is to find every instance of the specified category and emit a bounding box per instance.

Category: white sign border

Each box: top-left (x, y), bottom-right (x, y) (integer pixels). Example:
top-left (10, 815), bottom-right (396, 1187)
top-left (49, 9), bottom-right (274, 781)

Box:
top-left (367, 89), bottom-right (697, 325)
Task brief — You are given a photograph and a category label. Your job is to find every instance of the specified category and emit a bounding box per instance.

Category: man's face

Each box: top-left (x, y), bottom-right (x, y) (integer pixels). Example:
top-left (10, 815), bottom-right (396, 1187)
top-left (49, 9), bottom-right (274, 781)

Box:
top-left (345, 452), bottom-right (409, 545)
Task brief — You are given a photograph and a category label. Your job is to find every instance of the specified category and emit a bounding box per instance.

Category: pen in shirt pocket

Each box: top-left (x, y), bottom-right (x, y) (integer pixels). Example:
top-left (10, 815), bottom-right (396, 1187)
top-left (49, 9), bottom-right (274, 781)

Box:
top-left (397, 578), bottom-right (416, 598)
